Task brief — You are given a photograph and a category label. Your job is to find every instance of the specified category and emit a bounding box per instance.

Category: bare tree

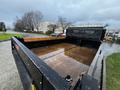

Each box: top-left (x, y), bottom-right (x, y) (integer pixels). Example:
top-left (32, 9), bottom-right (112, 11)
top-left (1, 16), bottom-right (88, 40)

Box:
top-left (23, 11), bottom-right (43, 31)
top-left (47, 24), bottom-right (58, 33)
top-left (14, 11), bottom-right (43, 32)
top-left (14, 18), bottom-right (24, 31)
top-left (58, 16), bottom-right (71, 33)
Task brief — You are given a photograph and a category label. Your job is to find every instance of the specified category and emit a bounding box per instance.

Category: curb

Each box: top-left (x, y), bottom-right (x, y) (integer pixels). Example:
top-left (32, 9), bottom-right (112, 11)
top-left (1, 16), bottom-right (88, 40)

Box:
top-left (102, 56), bottom-right (106, 90)
top-left (0, 39), bottom-right (10, 42)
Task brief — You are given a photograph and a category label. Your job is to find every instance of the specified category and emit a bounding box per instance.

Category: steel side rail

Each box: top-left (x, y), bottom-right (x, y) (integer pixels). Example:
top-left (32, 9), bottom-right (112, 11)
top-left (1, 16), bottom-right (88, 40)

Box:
top-left (11, 37), bottom-right (70, 90)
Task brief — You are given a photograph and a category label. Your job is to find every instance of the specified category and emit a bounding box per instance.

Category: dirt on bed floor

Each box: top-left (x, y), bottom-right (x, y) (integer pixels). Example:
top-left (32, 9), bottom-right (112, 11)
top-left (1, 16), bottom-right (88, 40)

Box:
top-left (31, 43), bottom-right (97, 86)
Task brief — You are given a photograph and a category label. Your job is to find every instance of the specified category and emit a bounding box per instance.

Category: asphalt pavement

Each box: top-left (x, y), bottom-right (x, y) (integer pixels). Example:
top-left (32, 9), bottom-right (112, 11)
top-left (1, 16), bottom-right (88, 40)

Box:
top-left (0, 41), bottom-right (24, 90)
top-left (0, 33), bottom-right (48, 90)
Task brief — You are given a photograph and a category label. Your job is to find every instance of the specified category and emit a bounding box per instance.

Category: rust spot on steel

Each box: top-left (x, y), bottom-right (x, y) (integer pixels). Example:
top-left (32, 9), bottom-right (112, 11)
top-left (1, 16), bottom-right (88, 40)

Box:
top-left (23, 36), bottom-right (65, 42)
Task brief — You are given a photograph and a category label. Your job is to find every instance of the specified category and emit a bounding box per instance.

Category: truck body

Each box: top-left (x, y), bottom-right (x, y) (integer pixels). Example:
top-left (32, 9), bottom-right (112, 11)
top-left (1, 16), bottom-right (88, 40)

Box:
top-left (11, 26), bottom-right (106, 90)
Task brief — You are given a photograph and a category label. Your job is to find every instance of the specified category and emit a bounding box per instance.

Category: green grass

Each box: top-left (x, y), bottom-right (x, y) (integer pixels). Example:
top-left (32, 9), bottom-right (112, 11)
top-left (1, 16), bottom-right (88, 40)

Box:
top-left (106, 53), bottom-right (120, 90)
top-left (0, 33), bottom-right (24, 41)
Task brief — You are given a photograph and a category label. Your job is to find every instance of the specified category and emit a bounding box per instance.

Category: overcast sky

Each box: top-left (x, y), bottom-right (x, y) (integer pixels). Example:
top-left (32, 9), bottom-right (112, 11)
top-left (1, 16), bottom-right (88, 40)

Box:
top-left (0, 0), bottom-right (120, 29)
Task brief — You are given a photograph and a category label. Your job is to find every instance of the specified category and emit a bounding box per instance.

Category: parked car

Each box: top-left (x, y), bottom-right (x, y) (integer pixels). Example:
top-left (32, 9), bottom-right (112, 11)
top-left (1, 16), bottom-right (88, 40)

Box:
top-left (59, 33), bottom-right (66, 37)
top-left (50, 33), bottom-right (63, 37)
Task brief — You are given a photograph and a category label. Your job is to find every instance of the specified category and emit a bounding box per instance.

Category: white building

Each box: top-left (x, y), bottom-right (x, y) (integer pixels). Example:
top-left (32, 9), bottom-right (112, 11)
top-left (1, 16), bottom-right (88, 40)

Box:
top-left (37, 21), bottom-right (54, 33)
top-left (36, 21), bottom-right (63, 33)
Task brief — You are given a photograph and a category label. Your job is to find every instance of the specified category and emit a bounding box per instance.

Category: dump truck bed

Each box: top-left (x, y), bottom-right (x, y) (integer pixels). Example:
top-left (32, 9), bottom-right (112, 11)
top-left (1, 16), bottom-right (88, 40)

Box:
top-left (31, 42), bottom-right (97, 86)
top-left (11, 27), bottom-right (106, 90)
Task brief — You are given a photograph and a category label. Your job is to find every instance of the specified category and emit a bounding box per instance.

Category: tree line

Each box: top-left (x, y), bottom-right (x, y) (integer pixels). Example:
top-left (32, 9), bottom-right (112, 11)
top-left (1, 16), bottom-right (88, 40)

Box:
top-left (14, 11), bottom-right (43, 32)
top-left (14, 11), bottom-right (72, 34)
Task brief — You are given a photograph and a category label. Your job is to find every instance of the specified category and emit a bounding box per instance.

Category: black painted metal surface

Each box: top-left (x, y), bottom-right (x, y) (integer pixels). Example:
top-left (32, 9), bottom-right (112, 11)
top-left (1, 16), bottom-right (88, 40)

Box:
top-left (11, 37), bottom-right (70, 90)
top-left (80, 75), bottom-right (99, 90)
top-left (66, 26), bottom-right (106, 42)
top-left (11, 33), bottom-right (103, 90)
